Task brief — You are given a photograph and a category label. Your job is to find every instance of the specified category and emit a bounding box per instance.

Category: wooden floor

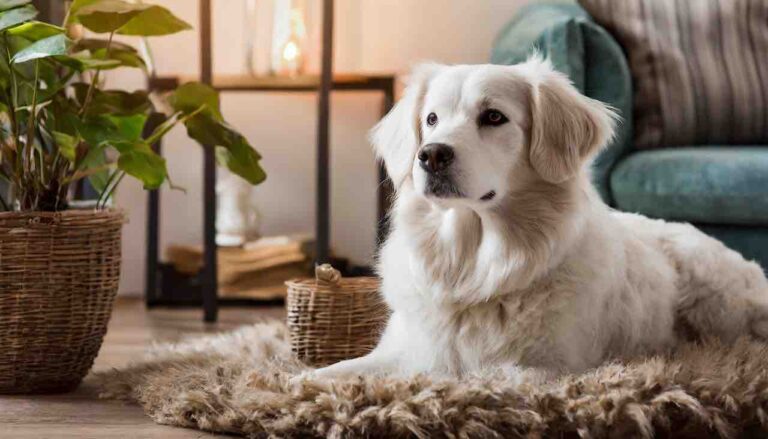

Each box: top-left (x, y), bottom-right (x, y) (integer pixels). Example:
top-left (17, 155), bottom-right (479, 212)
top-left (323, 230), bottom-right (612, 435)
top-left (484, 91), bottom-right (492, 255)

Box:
top-left (0, 298), bottom-right (285, 438)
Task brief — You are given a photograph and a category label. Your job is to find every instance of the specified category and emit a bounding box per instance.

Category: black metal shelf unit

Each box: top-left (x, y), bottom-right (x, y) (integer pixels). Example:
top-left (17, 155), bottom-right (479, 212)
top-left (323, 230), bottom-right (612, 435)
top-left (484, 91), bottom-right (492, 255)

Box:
top-left (144, 0), bottom-right (395, 321)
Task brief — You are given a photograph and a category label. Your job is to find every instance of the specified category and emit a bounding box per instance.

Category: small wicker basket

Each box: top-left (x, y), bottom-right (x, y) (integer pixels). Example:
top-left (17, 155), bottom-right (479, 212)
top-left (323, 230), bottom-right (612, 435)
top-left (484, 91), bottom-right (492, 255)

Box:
top-left (286, 265), bottom-right (389, 367)
top-left (0, 209), bottom-right (124, 394)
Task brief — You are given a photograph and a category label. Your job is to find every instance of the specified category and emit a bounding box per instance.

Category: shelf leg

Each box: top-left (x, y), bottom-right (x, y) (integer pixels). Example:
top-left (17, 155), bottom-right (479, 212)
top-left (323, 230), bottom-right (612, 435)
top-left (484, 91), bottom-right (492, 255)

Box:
top-left (316, 0), bottom-right (334, 264)
top-left (145, 121), bottom-right (162, 306)
top-left (202, 148), bottom-right (218, 323)
top-left (200, 0), bottom-right (218, 322)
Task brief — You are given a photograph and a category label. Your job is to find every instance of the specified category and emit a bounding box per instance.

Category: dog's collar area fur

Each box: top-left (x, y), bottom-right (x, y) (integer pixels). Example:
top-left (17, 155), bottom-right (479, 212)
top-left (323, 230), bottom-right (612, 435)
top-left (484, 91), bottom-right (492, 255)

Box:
top-left (390, 178), bottom-right (589, 306)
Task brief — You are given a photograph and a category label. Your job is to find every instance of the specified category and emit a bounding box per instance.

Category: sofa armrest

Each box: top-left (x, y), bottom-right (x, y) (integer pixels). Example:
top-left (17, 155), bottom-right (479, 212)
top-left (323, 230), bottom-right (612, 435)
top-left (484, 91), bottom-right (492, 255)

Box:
top-left (491, 2), bottom-right (633, 204)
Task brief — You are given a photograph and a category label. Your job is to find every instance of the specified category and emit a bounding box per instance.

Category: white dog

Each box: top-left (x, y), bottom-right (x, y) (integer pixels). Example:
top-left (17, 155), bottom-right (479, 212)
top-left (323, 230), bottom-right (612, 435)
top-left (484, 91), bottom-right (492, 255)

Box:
top-left (316, 57), bottom-right (768, 378)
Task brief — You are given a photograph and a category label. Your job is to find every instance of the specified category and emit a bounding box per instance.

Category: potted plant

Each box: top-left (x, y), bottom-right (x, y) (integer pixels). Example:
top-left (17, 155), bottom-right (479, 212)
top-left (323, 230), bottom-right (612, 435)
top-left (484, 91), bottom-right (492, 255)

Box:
top-left (0, 0), bottom-right (265, 393)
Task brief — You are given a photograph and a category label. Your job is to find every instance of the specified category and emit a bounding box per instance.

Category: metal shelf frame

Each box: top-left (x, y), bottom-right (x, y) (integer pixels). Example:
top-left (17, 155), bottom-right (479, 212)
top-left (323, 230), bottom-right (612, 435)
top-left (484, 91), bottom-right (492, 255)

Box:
top-left (144, 0), bottom-right (395, 321)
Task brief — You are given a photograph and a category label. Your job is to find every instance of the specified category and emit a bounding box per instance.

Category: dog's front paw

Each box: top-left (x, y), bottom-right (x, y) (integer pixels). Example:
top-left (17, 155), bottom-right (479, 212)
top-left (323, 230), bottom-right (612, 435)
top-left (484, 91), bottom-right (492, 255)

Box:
top-left (312, 364), bottom-right (360, 381)
top-left (287, 370), bottom-right (317, 387)
top-left (288, 355), bottom-right (386, 385)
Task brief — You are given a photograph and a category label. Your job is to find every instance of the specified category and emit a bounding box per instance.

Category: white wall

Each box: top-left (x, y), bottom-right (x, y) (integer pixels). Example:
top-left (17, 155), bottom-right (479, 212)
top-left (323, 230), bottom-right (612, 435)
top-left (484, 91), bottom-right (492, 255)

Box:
top-left (114, 0), bottom-right (532, 296)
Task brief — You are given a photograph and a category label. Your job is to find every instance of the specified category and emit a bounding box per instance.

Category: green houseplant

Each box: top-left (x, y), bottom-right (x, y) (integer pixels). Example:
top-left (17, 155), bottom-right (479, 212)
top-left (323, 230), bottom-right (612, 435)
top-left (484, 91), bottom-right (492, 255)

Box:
top-left (0, 0), bottom-right (265, 393)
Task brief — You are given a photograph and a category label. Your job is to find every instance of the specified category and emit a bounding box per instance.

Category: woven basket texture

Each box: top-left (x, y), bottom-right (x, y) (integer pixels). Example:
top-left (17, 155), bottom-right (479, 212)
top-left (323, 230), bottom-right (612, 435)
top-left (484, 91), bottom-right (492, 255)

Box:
top-left (0, 209), bottom-right (123, 394)
top-left (286, 267), bottom-right (388, 367)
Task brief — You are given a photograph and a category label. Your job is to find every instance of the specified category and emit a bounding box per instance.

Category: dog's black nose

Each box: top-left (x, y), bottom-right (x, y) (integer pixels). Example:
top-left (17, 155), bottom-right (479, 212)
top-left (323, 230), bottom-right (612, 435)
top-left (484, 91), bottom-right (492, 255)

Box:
top-left (418, 143), bottom-right (454, 173)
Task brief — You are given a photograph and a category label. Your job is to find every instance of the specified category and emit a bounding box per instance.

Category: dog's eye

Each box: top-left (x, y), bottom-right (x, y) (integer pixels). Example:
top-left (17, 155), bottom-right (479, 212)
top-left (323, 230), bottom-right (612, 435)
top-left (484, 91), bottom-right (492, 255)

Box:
top-left (479, 109), bottom-right (508, 127)
top-left (426, 112), bottom-right (438, 126)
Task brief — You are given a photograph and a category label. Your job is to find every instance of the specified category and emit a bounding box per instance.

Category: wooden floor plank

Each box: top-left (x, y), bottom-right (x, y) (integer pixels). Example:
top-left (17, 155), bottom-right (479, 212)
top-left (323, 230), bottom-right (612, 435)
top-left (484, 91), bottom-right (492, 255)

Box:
top-left (0, 298), bottom-right (285, 438)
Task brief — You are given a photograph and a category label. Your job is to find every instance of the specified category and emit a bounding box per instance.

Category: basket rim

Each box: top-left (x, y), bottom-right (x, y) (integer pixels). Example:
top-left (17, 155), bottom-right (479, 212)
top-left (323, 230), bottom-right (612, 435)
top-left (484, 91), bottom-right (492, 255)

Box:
top-left (0, 207), bottom-right (125, 218)
top-left (0, 208), bottom-right (125, 221)
top-left (285, 276), bottom-right (380, 291)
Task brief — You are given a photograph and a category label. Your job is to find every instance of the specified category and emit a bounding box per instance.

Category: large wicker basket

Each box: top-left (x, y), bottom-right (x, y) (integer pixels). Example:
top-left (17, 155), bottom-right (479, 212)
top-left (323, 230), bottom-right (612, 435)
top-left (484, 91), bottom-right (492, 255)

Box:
top-left (286, 265), bottom-right (389, 366)
top-left (0, 209), bottom-right (124, 394)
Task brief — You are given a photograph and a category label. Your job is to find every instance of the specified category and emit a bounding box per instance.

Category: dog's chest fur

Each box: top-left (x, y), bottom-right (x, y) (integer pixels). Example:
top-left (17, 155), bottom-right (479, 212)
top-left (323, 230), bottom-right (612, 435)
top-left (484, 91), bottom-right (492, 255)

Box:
top-left (379, 201), bottom-right (603, 373)
top-left (378, 195), bottom-right (681, 374)
top-left (429, 285), bottom-right (575, 374)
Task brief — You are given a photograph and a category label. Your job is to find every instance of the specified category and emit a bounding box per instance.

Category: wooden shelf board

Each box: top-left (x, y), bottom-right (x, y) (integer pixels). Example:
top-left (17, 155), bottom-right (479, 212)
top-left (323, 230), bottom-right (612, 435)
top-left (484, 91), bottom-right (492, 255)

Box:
top-left (149, 73), bottom-right (395, 92)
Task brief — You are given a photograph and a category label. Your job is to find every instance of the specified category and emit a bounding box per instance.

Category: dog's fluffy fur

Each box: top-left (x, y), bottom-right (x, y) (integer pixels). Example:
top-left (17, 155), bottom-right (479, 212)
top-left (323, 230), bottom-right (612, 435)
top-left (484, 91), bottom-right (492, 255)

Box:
top-left (317, 57), bottom-right (768, 378)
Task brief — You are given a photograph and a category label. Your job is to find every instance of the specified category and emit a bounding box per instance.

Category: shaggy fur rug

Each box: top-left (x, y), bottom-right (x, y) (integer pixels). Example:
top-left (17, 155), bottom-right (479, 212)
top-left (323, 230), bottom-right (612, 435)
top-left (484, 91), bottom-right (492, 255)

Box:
top-left (94, 321), bottom-right (768, 438)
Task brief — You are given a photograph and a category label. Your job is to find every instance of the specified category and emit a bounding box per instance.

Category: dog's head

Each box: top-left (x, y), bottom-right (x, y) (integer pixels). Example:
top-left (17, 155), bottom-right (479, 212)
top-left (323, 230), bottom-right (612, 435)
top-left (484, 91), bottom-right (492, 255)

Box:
top-left (371, 57), bottom-right (616, 208)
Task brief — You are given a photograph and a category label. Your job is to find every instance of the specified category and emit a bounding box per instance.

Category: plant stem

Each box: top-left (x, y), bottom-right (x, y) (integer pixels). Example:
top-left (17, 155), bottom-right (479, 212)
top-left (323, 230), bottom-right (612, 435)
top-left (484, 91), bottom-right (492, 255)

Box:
top-left (144, 106), bottom-right (205, 146)
top-left (61, 2), bottom-right (71, 27)
top-left (96, 170), bottom-right (119, 207)
top-left (66, 162), bottom-right (114, 184)
top-left (37, 148), bottom-right (44, 185)
top-left (3, 35), bottom-right (20, 173)
top-left (79, 31), bottom-right (115, 117)
top-left (98, 171), bottom-right (124, 209)
top-left (27, 61), bottom-right (40, 184)
top-left (0, 190), bottom-right (8, 211)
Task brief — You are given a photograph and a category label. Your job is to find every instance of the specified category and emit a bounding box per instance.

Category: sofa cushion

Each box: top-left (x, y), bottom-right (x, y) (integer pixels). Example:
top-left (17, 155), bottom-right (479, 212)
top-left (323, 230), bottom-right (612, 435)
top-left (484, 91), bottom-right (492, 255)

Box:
top-left (579, 0), bottom-right (768, 149)
top-left (698, 225), bottom-right (768, 270)
top-left (611, 147), bottom-right (768, 225)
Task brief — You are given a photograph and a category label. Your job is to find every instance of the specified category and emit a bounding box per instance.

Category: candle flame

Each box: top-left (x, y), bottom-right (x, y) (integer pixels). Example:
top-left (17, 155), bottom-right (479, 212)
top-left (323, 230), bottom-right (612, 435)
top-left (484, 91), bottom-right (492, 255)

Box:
top-left (283, 40), bottom-right (299, 62)
top-left (274, 4), bottom-right (307, 76)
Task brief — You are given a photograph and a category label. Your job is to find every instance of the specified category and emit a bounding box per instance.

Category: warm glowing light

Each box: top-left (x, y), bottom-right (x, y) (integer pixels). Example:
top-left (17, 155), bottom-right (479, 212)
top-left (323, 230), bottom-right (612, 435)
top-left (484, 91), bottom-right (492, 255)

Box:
top-left (275, 5), bottom-right (306, 76)
top-left (282, 41), bottom-right (299, 62)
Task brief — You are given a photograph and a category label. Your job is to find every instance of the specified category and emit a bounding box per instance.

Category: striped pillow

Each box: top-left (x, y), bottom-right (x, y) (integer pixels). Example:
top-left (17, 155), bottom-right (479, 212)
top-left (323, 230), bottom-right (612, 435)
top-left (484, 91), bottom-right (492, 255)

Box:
top-left (579, 0), bottom-right (768, 149)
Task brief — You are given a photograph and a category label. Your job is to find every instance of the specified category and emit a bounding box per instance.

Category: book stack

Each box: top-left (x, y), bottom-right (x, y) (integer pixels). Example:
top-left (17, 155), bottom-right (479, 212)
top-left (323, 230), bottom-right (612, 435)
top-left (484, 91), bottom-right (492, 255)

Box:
top-left (166, 235), bottom-right (313, 300)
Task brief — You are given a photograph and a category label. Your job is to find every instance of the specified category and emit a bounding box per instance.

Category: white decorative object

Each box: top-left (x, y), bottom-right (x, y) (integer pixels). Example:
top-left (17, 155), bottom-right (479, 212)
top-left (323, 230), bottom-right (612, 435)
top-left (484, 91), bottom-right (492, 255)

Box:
top-left (216, 170), bottom-right (261, 247)
top-left (244, 0), bottom-right (274, 76)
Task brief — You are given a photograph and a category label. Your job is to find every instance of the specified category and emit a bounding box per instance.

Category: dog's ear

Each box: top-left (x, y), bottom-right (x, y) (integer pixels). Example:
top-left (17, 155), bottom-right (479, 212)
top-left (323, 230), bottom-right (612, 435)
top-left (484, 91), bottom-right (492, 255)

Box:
top-left (528, 62), bottom-right (616, 183)
top-left (370, 63), bottom-right (442, 188)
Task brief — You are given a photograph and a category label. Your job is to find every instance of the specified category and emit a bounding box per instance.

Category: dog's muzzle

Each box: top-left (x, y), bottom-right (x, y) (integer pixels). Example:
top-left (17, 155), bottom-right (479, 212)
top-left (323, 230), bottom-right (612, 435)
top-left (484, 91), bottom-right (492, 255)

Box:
top-left (418, 143), bottom-right (462, 198)
top-left (418, 143), bottom-right (454, 174)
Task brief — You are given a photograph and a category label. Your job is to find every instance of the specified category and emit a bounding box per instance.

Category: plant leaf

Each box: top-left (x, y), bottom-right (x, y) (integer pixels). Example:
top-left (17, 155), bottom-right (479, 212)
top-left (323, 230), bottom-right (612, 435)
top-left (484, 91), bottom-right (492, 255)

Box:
top-left (92, 47), bottom-right (146, 70)
top-left (0, 0), bottom-right (30, 12)
top-left (79, 145), bottom-right (109, 191)
top-left (69, 39), bottom-right (146, 70)
top-left (53, 51), bottom-right (121, 71)
top-left (144, 111), bottom-right (180, 145)
top-left (113, 140), bottom-right (166, 189)
top-left (7, 20), bottom-right (64, 41)
top-left (52, 130), bottom-right (78, 161)
top-left (49, 104), bottom-right (81, 136)
top-left (75, 114), bottom-right (147, 153)
top-left (170, 83), bottom-right (266, 185)
top-left (74, 0), bottom-right (190, 36)
top-left (12, 58), bottom-right (65, 106)
top-left (115, 4), bottom-right (191, 36)
top-left (75, 115), bottom-right (121, 147)
top-left (0, 34), bottom-right (42, 79)
top-left (215, 140), bottom-right (266, 185)
top-left (72, 37), bottom-right (135, 52)
top-left (168, 82), bottom-right (223, 121)
top-left (72, 83), bottom-right (151, 116)
top-left (68, 0), bottom-right (101, 18)
top-left (11, 33), bottom-right (69, 64)
top-left (109, 113), bottom-right (146, 141)
top-left (74, 0), bottom-right (147, 33)
top-left (0, 4), bottom-right (36, 32)
top-left (184, 114), bottom-right (265, 185)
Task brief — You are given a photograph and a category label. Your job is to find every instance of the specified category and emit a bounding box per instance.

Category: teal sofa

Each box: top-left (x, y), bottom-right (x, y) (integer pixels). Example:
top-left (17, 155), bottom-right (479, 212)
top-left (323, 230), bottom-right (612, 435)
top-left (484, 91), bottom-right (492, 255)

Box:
top-left (491, 3), bottom-right (768, 270)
